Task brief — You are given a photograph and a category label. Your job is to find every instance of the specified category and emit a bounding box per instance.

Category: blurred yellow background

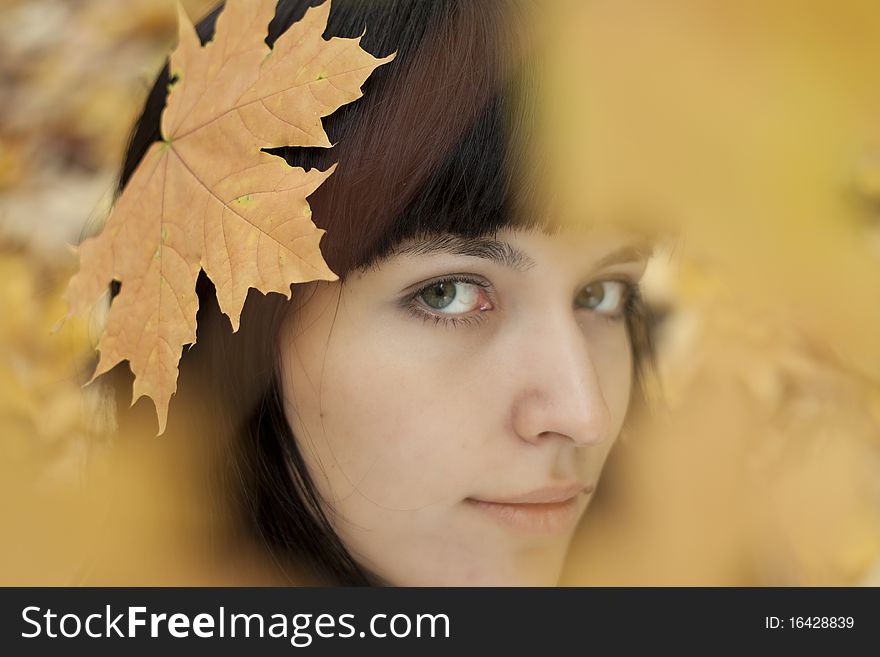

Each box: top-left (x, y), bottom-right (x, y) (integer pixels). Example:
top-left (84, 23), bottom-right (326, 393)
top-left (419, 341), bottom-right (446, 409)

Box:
top-left (1, 0), bottom-right (878, 585)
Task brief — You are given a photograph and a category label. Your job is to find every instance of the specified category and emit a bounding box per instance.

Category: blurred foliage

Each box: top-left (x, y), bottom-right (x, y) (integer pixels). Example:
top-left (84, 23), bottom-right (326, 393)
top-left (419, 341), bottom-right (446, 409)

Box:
top-left (547, 0), bottom-right (880, 586)
top-left (0, 0), bottom-right (264, 585)
top-left (1, 0), bottom-right (879, 585)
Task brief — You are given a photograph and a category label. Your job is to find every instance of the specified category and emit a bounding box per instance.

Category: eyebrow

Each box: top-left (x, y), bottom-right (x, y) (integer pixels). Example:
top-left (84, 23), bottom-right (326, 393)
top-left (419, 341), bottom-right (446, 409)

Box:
top-left (593, 244), bottom-right (654, 269)
top-left (390, 234), bottom-right (537, 272)
top-left (389, 234), bottom-right (653, 273)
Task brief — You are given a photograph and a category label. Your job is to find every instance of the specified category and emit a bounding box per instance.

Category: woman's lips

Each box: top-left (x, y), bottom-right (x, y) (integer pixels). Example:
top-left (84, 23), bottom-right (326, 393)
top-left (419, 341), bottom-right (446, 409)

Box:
top-left (464, 483), bottom-right (594, 535)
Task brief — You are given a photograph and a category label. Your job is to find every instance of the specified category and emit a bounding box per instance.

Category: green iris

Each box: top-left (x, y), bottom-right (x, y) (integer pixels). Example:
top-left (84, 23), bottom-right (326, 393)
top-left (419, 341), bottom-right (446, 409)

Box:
top-left (421, 281), bottom-right (457, 309)
top-left (575, 282), bottom-right (605, 309)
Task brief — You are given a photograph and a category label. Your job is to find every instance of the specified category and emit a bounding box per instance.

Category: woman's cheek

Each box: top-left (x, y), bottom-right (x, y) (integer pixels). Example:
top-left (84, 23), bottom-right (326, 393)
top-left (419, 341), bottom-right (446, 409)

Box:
top-left (314, 322), bottom-right (482, 507)
top-left (581, 319), bottom-right (634, 431)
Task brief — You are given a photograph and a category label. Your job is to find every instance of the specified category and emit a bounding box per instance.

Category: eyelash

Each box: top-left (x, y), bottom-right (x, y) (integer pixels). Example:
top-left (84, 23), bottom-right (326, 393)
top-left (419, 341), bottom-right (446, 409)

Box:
top-left (403, 276), bottom-right (642, 328)
top-left (600, 280), bottom-right (641, 324)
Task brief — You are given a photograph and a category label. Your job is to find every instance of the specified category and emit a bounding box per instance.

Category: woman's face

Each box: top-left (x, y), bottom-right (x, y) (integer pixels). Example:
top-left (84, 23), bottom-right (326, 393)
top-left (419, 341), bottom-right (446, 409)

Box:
top-left (278, 225), bottom-right (648, 585)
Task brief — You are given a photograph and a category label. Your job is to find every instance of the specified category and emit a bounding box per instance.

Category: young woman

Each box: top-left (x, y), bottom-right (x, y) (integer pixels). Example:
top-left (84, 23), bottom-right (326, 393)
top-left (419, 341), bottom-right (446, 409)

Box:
top-left (110, 0), bottom-right (656, 586)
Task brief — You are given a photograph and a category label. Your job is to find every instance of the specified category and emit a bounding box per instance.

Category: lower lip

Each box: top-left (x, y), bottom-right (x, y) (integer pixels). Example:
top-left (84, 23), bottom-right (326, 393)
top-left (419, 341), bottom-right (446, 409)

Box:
top-left (464, 494), bottom-right (587, 536)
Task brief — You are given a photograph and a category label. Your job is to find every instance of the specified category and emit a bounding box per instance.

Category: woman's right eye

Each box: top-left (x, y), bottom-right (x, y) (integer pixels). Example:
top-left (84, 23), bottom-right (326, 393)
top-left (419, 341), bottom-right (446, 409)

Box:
top-left (416, 278), bottom-right (492, 315)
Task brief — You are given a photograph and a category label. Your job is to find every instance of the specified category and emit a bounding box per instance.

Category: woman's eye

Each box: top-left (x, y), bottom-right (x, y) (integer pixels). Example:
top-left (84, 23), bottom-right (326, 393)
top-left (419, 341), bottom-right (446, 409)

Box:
top-left (575, 280), bottom-right (631, 315)
top-left (416, 279), bottom-right (489, 314)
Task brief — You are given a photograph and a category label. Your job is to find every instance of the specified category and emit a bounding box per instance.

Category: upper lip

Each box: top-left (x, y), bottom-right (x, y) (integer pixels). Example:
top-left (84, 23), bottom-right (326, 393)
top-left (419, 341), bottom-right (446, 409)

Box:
top-left (470, 483), bottom-right (592, 505)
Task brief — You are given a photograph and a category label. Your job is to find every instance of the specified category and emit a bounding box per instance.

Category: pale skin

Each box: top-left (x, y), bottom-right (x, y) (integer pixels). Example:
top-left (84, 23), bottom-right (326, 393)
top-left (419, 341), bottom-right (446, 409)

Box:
top-left (278, 225), bottom-right (649, 585)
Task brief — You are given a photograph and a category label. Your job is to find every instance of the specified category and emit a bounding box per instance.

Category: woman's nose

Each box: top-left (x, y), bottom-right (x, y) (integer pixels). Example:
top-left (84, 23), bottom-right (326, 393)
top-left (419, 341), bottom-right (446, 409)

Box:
top-left (509, 313), bottom-right (614, 448)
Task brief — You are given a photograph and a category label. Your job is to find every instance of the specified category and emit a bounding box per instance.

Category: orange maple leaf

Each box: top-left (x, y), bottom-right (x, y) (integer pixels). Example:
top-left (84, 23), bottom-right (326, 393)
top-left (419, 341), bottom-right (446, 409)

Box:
top-left (65, 0), bottom-right (394, 434)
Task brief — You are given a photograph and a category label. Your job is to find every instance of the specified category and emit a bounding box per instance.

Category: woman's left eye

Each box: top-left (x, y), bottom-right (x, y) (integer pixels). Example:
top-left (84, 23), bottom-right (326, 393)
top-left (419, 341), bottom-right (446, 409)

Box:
top-left (574, 280), bottom-right (632, 316)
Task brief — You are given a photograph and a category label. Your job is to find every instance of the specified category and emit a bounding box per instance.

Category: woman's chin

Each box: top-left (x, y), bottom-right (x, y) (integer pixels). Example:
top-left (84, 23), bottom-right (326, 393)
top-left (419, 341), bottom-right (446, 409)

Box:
top-left (384, 561), bottom-right (565, 587)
